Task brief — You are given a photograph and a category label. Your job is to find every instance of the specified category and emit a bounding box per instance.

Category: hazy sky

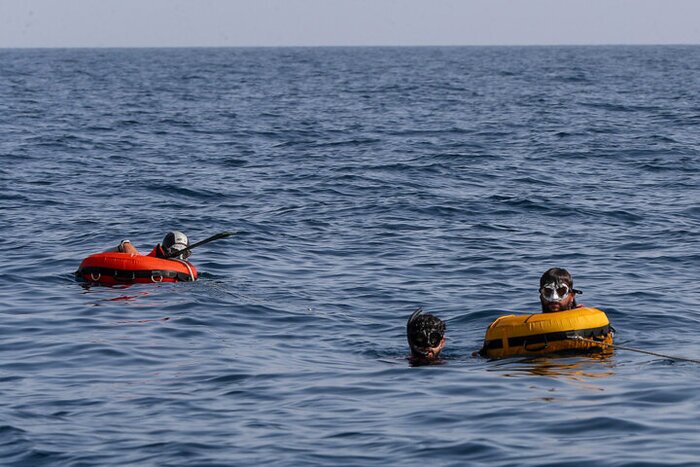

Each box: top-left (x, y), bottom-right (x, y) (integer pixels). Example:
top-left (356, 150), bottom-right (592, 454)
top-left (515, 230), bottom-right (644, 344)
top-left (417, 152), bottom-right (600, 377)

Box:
top-left (1, 0), bottom-right (699, 48)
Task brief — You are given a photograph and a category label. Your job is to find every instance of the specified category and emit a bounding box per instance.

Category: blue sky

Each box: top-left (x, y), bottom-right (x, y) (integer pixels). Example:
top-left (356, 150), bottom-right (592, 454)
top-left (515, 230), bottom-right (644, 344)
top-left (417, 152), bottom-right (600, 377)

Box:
top-left (1, 0), bottom-right (699, 48)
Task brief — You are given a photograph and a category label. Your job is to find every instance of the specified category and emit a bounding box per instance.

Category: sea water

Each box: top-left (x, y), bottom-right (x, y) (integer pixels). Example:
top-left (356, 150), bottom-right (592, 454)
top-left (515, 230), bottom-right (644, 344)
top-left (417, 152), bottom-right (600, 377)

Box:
top-left (1, 46), bottom-right (699, 465)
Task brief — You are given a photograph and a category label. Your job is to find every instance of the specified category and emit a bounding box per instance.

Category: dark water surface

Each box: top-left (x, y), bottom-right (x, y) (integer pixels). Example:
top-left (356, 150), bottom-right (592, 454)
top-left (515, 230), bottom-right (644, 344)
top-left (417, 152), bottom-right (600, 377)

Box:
top-left (1, 46), bottom-right (700, 465)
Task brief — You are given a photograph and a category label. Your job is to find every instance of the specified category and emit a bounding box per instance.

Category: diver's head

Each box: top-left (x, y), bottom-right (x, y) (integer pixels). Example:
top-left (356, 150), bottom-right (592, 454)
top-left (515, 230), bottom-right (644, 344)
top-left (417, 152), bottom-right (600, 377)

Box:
top-left (539, 267), bottom-right (580, 313)
top-left (406, 308), bottom-right (446, 361)
top-left (162, 231), bottom-right (191, 260)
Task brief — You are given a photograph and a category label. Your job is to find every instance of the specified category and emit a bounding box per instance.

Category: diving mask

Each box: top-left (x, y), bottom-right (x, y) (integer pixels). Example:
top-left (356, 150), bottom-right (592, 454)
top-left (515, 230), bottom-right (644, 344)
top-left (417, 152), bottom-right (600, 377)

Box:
top-left (540, 282), bottom-right (572, 302)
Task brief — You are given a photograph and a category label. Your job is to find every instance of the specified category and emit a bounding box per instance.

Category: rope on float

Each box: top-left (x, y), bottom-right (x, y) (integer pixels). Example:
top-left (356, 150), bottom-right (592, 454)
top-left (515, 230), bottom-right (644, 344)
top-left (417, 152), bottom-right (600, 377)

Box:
top-left (174, 258), bottom-right (195, 281)
top-left (568, 335), bottom-right (700, 364)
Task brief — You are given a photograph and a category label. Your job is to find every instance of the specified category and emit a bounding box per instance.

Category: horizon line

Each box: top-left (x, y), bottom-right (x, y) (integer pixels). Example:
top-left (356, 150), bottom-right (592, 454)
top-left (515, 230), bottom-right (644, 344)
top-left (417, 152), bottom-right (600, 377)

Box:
top-left (2, 42), bottom-right (700, 50)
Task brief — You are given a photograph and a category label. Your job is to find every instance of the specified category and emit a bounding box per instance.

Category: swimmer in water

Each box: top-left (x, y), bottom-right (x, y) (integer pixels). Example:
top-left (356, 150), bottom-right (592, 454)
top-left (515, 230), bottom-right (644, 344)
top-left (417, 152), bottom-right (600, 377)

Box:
top-left (108, 231), bottom-right (192, 260)
top-left (472, 267), bottom-right (586, 357)
top-left (539, 267), bottom-right (583, 313)
top-left (407, 308), bottom-right (446, 363)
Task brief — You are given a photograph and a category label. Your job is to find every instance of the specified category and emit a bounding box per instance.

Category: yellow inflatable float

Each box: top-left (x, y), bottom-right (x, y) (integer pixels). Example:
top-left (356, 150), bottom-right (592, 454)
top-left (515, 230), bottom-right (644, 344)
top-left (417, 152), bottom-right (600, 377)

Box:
top-left (479, 307), bottom-right (614, 359)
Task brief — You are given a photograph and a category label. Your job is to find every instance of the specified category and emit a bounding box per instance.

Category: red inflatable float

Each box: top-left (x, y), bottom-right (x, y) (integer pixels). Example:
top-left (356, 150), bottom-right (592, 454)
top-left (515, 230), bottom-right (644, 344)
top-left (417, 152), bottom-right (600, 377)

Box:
top-left (75, 252), bottom-right (198, 285)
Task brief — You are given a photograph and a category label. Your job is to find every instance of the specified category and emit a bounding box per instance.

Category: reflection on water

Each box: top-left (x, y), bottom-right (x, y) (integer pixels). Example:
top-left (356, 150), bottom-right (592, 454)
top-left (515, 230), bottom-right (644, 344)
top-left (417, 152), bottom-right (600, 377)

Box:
top-left (79, 282), bottom-right (133, 292)
top-left (107, 292), bottom-right (149, 302)
top-left (113, 316), bottom-right (171, 325)
top-left (78, 283), bottom-right (169, 306)
top-left (490, 353), bottom-right (616, 381)
top-left (408, 356), bottom-right (448, 367)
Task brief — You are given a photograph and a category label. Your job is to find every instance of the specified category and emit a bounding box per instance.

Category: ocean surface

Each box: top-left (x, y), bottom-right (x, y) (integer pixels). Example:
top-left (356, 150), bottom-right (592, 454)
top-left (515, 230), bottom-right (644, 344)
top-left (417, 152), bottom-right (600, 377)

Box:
top-left (1, 45), bottom-right (699, 466)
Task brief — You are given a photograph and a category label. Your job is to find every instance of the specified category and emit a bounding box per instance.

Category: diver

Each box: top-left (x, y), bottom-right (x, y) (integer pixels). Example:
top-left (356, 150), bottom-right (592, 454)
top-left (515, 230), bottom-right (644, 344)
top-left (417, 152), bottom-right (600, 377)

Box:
top-left (406, 308), bottom-right (446, 363)
top-left (473, 268), bottom-right (607, 358)
top-left (109, 231), bottom-right (192, 261)
top-left (539, 267), bottom-right (583, 313)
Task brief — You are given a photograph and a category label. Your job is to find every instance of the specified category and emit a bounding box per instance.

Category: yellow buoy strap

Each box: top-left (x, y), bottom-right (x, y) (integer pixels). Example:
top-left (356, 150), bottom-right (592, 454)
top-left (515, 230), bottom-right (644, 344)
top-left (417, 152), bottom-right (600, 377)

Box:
top-left (480, 324), bottom-right (613, 354)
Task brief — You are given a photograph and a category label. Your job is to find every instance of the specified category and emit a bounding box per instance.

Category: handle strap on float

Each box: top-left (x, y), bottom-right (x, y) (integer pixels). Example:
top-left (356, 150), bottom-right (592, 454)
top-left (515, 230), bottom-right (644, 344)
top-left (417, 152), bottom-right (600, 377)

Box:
top-left (569, 335), bottom-right (700, 364)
